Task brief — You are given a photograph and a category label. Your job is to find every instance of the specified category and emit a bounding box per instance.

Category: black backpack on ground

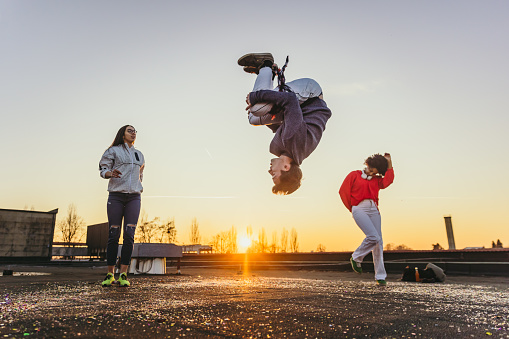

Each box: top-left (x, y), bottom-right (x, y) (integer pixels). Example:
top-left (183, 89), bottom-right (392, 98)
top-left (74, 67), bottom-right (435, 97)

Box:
top-left (401, 263), bottom-right (446, 283)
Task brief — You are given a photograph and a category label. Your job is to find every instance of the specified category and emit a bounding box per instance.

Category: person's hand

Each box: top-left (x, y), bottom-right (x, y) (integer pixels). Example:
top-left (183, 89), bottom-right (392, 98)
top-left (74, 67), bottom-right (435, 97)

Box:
top-left (245, 93), bottom-right (252, 111)
top-left (384, 153), bottom-right (392, 169)
top-left (107, 169), bottom-right (122, 178)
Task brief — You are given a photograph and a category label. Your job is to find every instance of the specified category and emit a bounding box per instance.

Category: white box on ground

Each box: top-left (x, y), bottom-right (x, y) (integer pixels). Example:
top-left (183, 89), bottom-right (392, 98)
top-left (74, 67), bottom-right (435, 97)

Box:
top-left (116, 243), bottom-right (182, 275)
top-left (129, 258), bottom-right (167, 274)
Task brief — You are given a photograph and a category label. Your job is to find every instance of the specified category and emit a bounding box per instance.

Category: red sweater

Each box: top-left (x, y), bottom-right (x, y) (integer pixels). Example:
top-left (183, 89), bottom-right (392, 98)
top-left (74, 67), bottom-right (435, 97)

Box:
top-left (339, 168), bottom-right (394, 212)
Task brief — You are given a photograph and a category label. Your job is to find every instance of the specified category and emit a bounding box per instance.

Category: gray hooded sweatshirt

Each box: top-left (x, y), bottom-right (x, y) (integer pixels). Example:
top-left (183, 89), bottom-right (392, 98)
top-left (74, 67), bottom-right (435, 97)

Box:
top-left (99, 144), bottom-right (145, 194)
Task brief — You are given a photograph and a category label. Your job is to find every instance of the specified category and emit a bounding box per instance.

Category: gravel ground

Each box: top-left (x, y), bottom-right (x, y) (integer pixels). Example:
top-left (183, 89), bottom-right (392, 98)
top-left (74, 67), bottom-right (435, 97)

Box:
top-left (0, 266), bottom-right (508, 338)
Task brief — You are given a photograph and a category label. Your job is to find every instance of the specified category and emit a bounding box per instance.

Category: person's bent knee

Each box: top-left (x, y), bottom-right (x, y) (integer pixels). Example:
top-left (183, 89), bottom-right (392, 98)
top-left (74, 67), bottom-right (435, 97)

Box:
top-left (365, 234), bottom-right (381, 244)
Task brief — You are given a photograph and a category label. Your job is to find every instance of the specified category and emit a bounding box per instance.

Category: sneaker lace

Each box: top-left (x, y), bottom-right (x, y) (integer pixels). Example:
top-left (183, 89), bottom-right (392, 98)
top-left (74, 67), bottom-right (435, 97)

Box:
top-left (269, 55), bottom-right (292, 122)
top-left (276, 56), bottom-right (291, 93)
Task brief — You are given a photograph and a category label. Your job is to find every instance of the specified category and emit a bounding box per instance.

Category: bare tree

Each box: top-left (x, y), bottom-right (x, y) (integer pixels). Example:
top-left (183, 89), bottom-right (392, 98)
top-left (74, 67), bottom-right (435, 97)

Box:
top-left (270, 231), bottom-right (278, 253)
top-left (211, 234), bottom-right (220, 253)
top-left (290, 227), bottom-right (299, 253)
top-left (432, 243), bottom-right (444, 250)
top-left (228, 226), bottom-right (238, 254)
top-left (157, 218), bottom-right (177, 243)
top-left (258, 228), bottom-right (268, 253)
top-left (136, 211), bottom-right (158, 243)
top-left (210, 226), bottom-right (239, 254)
top-left (385, 243), bottom-right (412, 251)
top-left (316, 244), bottom-right (326, 252)
top-left (280, 228), bottom-right (288, 253)
top-left (58, 203), bottom-right (85, 245)
top-left (211, 232), bottom-right (228, 253)
top-left (189, 218), bottom-right (201, 244)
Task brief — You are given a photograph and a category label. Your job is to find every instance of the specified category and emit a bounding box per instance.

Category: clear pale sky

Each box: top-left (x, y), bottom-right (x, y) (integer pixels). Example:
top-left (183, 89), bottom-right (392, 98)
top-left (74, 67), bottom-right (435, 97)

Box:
top-left (2, 1), bottom-right (508, 251)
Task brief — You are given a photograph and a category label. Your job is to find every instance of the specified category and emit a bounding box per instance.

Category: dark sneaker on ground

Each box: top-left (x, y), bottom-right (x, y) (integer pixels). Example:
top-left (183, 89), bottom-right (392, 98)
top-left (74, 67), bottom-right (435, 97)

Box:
top-left (238, 53), bottom-right (274, 69)
top-left (376, 279), bottom-right (387, 286)
top-left (118, 273), bottom-right (130, 287)
top-left (350, 257), bottom-right (362, 274)
top-left (102, 273), bottom-right (115, 287)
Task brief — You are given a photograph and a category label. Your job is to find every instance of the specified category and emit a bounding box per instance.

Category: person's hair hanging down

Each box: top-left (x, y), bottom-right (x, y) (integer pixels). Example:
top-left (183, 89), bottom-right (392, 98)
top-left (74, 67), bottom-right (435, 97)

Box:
top-left (272, 164), bottom-right (303, 195)
top-left (365, 154), bottom-right (389, 175)
top-left (110, 125), bottom-right (134, 148)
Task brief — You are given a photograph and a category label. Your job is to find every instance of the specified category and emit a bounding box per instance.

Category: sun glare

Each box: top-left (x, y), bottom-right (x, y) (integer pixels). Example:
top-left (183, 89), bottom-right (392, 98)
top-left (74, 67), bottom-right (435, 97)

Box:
top-left (239, 236), bottom-right (252, 251)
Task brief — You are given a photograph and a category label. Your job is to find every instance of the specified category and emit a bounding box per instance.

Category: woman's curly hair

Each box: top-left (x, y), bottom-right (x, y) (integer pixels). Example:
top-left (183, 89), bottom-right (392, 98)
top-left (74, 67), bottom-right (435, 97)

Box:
top-left (365, 154), bottom-right (389, 175)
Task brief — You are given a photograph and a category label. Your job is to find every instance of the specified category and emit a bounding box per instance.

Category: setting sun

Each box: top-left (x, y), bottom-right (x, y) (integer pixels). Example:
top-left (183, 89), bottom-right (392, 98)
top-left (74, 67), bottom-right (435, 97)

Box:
top-left (238, 236), bottom-right (252, 252)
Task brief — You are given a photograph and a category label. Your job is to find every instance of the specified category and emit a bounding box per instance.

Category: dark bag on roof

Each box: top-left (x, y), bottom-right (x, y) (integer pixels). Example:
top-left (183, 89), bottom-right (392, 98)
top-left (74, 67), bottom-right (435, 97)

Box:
top-left (401, 263), bottom-right (446, 283)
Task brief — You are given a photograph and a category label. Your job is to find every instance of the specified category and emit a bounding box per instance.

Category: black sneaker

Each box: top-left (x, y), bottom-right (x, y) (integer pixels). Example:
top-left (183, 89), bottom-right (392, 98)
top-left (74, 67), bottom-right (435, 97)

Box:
top-left (238, 53), bottom-right (274, 70)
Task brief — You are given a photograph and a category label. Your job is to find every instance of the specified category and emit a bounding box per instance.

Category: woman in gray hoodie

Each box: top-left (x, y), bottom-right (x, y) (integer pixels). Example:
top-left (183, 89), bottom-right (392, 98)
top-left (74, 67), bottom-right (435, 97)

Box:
top-left (99, 125), bottom-right (145, 287)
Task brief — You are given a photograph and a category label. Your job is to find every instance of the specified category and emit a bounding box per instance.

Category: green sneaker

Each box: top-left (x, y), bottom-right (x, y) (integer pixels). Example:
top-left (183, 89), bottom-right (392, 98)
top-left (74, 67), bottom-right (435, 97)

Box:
top-left (350, 257), bottom-right (362, 274)
top-left (118, 273), bottom-right (130, 287)
top-left (102, 273), bottom-right (115, 287)
top-left (376, 279), bottom-right (387, 286)
top-left (238, 53), bottom-right (274, 70)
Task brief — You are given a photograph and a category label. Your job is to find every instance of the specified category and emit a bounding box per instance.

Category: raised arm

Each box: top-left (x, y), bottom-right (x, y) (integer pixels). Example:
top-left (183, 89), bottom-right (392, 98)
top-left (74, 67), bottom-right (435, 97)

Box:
top-left (379, 153), bottom-right (394, 189)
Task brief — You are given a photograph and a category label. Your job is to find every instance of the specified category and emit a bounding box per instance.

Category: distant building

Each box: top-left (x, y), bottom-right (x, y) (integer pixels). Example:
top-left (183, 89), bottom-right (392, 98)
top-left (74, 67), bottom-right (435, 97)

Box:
top-left (0, 208), bottom-right (58, 262)
top-left (182, 244), bottom-right (212, 254)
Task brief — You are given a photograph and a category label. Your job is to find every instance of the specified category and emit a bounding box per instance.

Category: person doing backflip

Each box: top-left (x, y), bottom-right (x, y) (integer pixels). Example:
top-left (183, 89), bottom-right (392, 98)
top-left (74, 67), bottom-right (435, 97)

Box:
top-left (238, 53), bottom-right (332, 195)
top-left (339, 153), bottom-right (394, 286)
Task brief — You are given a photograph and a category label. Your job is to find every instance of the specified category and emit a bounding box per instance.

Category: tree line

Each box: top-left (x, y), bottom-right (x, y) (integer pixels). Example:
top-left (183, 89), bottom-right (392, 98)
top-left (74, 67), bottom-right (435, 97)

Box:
top-left (55, 204), bottom-right (305, 253)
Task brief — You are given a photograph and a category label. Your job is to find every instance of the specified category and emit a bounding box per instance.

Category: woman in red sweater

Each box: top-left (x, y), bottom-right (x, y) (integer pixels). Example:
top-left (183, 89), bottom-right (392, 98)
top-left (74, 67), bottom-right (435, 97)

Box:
top-left (339, 153), bottom-right (394, 286)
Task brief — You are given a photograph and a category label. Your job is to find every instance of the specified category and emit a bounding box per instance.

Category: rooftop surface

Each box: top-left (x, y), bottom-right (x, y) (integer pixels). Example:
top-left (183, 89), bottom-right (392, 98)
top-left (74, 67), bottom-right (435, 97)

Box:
top-left (1, 265), bottom-right (508, 338)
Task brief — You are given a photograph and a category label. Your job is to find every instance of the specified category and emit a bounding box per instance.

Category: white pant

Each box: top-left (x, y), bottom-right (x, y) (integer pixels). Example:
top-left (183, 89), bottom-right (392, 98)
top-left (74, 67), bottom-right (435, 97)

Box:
top-left (253, 67), bottom-right (322, 103)
top-left (248, 67), bottom-right (322, 125)
top-left (351, 199), bottom-right (386, 280)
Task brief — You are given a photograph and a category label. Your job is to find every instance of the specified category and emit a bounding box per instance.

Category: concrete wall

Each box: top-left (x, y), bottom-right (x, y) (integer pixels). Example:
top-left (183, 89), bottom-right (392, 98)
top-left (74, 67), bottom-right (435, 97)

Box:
top-left (0, 208), bottom-right (58, 261)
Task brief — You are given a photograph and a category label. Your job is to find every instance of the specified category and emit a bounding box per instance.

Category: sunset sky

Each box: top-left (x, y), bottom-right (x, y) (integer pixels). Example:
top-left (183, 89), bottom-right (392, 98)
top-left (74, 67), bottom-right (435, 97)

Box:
top-left (2, 1), bottom-right (508, 252)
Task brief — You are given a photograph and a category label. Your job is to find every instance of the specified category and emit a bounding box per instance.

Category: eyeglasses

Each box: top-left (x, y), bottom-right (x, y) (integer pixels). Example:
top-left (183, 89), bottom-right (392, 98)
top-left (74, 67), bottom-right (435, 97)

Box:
top-left (126, 129), bottom-right (137, 134)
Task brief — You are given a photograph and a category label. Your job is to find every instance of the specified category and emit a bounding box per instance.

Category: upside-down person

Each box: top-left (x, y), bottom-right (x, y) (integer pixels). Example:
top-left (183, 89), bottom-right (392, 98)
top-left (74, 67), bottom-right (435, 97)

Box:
top-left (238, 52), bottom-right (332, 195)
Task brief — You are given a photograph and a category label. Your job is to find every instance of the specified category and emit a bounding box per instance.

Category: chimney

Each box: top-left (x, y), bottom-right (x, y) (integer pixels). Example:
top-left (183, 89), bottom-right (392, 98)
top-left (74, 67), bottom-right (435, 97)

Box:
top-left (444, 216), bottom-right (456, 250)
